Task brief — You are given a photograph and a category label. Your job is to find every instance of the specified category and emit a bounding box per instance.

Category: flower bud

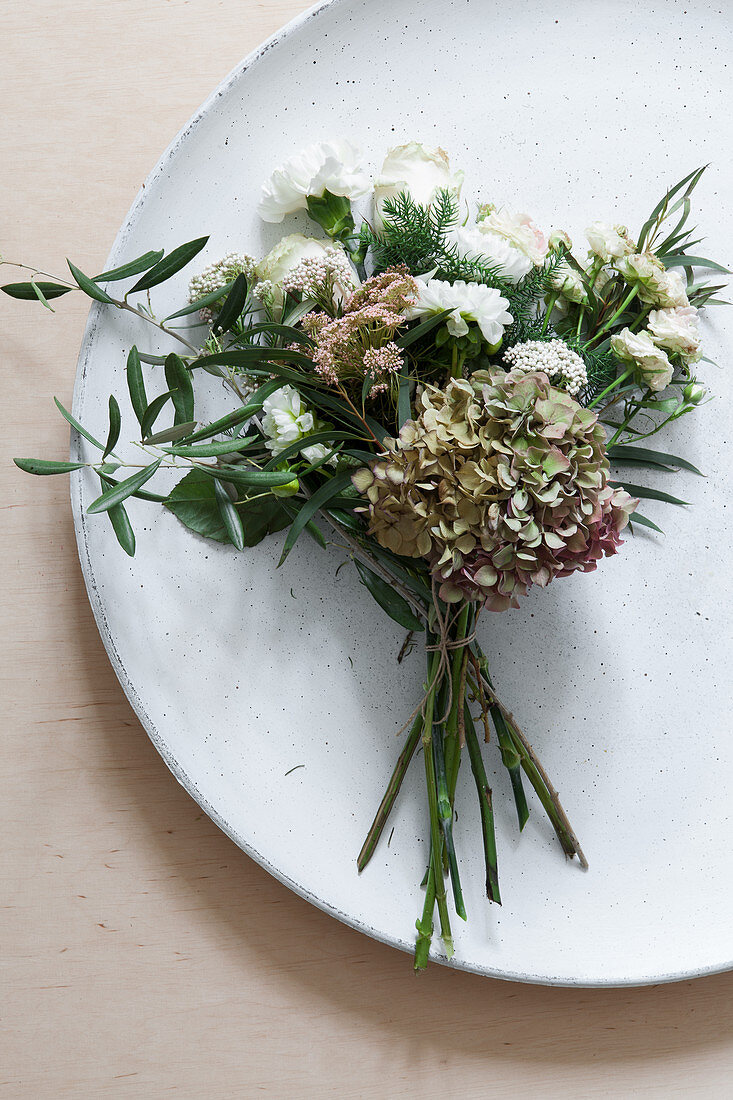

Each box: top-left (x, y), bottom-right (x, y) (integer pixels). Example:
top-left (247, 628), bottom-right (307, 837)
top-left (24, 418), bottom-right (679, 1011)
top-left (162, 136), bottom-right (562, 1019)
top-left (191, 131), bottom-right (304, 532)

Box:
top-left (683, 381), bottom-right (706, 405)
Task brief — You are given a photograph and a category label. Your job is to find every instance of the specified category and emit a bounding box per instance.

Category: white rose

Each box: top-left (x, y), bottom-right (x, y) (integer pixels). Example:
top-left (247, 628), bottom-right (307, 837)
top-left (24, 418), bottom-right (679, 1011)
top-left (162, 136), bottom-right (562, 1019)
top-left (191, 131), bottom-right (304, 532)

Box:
top-left (451, 225), bottom-right (532, 283)
top-left (585, 222), bottom-right (635, 262)
top-left (373, 142), bottom-right (463, 220)
top-left (257, 140), bottom-right (370, 223)
top-left (475, 206), bottom-right (548, 266)
top-left (647, 305), bottom-right (702, 362)
top-left (407, 277), bottom-right (513, 346)
top-left (611, 328), bottom-right (674, 391)
top-left (615, 253), bottom-right (690, 308)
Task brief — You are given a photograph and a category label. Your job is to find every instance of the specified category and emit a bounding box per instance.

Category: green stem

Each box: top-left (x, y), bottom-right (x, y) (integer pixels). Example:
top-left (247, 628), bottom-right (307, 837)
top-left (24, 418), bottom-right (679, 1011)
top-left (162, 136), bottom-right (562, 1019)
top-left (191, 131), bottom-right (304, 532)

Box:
top-left (414, 862), bottom-right (437, 971)
top-left (540, 293), bottom-right (558, 335)
top-left (587, 366), bottom-right (635, 409)
top-left (584, 285), bottom-right (639, 348)
top-left (463, 704), bottom-right (501, 904)
top-left (433, 714), bottom-right (467, 921)
top-left (357, 713), bottom-right (423, 872)
top-left (421, 649), bottom-right (453, 957)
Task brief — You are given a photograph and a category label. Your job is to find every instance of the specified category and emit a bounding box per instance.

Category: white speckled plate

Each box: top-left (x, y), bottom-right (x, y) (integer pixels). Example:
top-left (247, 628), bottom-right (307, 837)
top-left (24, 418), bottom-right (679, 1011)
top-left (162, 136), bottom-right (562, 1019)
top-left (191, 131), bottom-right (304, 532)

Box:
top-left (70, 0), bottom-right (733, 985)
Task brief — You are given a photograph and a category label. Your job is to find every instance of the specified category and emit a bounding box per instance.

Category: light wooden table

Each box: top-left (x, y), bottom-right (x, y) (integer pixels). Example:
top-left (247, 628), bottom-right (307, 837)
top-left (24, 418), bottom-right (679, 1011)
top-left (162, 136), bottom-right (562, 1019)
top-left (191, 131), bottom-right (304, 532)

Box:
top-left (2, 2), bottom-right (732, 1096)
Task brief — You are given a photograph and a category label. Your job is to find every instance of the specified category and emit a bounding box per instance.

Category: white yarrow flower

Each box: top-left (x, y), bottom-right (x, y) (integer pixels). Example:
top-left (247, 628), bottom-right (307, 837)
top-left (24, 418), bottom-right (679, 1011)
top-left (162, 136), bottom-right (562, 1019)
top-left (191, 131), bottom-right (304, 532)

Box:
top-left (373, 142), bottom-right (463, 220)
top-left (611, 328), bottom-right (674, 391)
top-left (257, 140), bottom-right (370, 223)
top-left (452, 225), bottom-right (532, 283)
top-left (647, 306), bottom-right (702, 361)
top-left (407, 277), bottom-right (513, 346)
top-left (256, 234), bottom-right (355, 306)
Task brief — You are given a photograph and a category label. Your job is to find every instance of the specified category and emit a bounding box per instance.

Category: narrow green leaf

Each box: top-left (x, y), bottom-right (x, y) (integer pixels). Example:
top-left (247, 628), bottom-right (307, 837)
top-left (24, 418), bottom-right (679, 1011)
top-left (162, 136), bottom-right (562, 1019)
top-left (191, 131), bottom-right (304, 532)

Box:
top-left (278, 471), bottom-right (354, 565)
top-left (608, 444), bottom-right (703, 476)
top-left (143, 421), bottom-right (197, 445)
top-left (54, 397), bottom-right (106, 451)
top-left (213, 479), bottom-right (245, 550)
top-left (610, 481), bottom-right (690, 506)
top-left (103, 395), bottom-right (121, 459)
top-left (164, 437), bottom-right (256, 458)
top-left (98, 472), bottom-right (168, 503)
top-left (662, 254), bottom-right (729, 273)
top-left (2, 281), bottom-right (72, 301)
top-left (212, 273), bottom-right (248, 335)
top-left (164, 353), bottom-right (194, 425)
top-left (106, 498), bottom-right (136, 556)
top-left (630, 511), bottom-right (664, 534)
top-left (30, 279), bottom-right (55, 311)
top-left (139, 391), bottom-right (173, 441)
top-left (354, 559), bottom-right (425, 632)
top-left (196, 464), bottom-right (299, 488)
top-left (396, 309), bottom-right (453, 349)
top-left (164, 281), bottom-right (233, 321)
top-left (67, 260), bottom-right (114, 303)
top-left (95, 251), bottom-right (164, 282)
top-left (14, 458), bottom-right (86, 476)
top-left (262, 430), bottom-right (358, 469)
top-left (129, 236), bottom-right (209, 293)
top-left (87, 458), bottom-right (163, 514)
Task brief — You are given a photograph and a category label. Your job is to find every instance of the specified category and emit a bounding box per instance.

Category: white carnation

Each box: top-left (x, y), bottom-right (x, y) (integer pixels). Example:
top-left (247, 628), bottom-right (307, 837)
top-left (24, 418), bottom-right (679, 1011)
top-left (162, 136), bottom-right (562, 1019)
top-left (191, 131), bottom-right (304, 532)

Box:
top-left (647, 305), bottom-right (702, 362)
top-left (451, 225), bottom-right (532, 283)
top-left (374, 142), bottom-right (463, 221)
top-left (475, 206), bottom-right (548, 266)
top-left (257, 140), bottom-right (370, 223)
top-left (407, 277), bottom-right (513, 346)
top-left (611, 328), bottom-right (674, 391)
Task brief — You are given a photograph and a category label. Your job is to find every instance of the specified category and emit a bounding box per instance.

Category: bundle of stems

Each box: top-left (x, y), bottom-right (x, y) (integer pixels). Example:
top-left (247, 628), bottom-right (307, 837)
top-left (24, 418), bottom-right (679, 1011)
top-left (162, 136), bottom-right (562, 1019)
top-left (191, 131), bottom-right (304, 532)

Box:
top-left (357, 598), bottom-right (587, 970)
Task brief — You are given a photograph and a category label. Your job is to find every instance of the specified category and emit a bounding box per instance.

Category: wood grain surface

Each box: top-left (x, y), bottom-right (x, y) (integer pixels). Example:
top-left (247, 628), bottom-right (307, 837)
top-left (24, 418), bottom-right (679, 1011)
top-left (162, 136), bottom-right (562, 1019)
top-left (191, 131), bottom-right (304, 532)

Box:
top-left (2, 2), bottom-right (732, 1096)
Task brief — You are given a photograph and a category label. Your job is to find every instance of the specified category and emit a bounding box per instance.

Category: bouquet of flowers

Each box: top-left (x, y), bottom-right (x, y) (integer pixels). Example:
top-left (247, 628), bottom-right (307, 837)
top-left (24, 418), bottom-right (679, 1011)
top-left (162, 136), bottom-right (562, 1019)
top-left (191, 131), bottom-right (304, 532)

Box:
top-left (7, 140), bottom-right (726, 968)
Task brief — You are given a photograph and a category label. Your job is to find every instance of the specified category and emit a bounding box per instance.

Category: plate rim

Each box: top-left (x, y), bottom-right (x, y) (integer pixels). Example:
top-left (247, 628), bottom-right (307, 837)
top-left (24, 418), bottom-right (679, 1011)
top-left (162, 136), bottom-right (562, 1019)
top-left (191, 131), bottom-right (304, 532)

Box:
top-left (68, 0), bottom-right (733, 987)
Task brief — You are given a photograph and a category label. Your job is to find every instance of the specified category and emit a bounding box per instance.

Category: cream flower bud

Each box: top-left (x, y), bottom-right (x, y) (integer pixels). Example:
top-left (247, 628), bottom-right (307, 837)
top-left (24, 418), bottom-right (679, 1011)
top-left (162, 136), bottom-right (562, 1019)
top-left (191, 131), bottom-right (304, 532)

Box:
top-left (451, 224), bottom-right (532, 283)
top-left (373, 142), bottom-right (463, 221)
top-left (683, 381), bottom-right (706, 405)
top-left (586, 222), bottom-right (636, 263)
top-left (611, 328), bottom-right (674, 391)
top-left (548, 230), bottom-right (572, 252)
top-left (257, 140), bottom-right (370, 223)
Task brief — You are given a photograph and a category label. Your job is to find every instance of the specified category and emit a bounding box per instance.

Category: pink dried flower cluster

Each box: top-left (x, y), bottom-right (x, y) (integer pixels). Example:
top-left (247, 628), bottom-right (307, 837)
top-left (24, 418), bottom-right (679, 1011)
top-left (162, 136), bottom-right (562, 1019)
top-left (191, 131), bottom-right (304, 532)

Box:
top-left (303, 267), bottom-right (418, 390)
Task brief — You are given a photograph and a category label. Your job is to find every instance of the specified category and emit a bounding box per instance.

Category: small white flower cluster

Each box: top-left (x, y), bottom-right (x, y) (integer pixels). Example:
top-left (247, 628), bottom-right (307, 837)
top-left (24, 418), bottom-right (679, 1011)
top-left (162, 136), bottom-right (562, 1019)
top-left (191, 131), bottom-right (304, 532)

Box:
top-left (188, 252), bottom-right (257, 321)
top-left (503, 339), bottom-right (588, 396)
top-left (280, 246), bottom-right (356, 298)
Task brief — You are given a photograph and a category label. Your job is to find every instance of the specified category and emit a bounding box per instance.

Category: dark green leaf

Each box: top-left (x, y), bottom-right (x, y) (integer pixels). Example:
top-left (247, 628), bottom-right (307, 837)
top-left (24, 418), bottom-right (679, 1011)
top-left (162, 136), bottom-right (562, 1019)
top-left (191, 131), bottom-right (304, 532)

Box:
top-left (143, 422), bottom-right (197, 445)
top-left (197, 463), bottom-right (299, 489)
top-left (103, 395), bottom-right (121, 459)
top-left (129, 236), bottom-right (209, 293)
top-left (95, 251), bottom-right (164, 282)
top-left (87, 458), bottom-right (162, 514)
top-left (610, 481), bottom-right (690, 506)
top-left (54, 397), bottom-right (106, 451)
top-left (354, 559), bottom-right (424, 631)
top-left (396, 309), bottom-right (453, 349)
top-left (278, 471), bottom-right (354, 565)
top-left (126, 345), bottom-right (147, 426)
top-left (14, 458), bottom-right (86, 476)
top-left (629, 511), bottom-right (664, 534)
top-left (262, 430), bottom-right (359, 469)
top-left (2, 280), bottom-right (72, 301)
top-left (662, 254), bottom-right (729, 273)
top-left (106, 498), bottom-right (136, 555)
top-left (164, 353), bottom-right (194, 425)
top-left (213, 479), bottom-right (245, 550)
top-left (608, 444), bottom-right (703, 476)
top-left (163, 437), bottom-right (257, 458)
top-left (98, 472), bottom-right (168, 503)
top-left (139, 391), bottom-right (173, 441)
top-left (163, 281), bottom-right (233, 321)
top-left (212, 273), bottom-right (248, 335)
top-left (67, 260), bottom-right (114, 303)
top-left (165, 469), bottom-right (228, 541)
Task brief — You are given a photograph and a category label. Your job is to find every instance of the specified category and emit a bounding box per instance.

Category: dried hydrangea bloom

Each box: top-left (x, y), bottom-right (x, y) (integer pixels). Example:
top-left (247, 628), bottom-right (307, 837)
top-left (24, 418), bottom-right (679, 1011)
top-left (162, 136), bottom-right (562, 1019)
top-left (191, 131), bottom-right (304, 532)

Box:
top-left (353, 369), bottom-right (637, 611)
top-left (302, 267), bottom-right (418, 392)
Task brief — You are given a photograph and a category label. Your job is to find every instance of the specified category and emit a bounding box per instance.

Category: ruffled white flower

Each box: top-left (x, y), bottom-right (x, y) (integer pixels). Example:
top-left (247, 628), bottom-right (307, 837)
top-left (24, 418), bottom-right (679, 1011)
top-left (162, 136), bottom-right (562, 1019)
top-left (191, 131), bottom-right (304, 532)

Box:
top-left (611, 328), bottom-right (674, 391)
top-left (407, 277), bottom-right (513, 346)
top-left (647, 305), bottom-right (702, 362)
top-left (260, 385), bottom-right (334, 467)
top-left (373, 142), bottom-right (463, 220)
top-left (257, 140), bottom-right (370, 223)
top-left (615, 253), bottom-right (690, 308)
top-left (476, 206), bottom-right (548, 266)
top-left (451, 225), bottom-right (532, 283)
top-left (585, 222), bottom-right (635, 263)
